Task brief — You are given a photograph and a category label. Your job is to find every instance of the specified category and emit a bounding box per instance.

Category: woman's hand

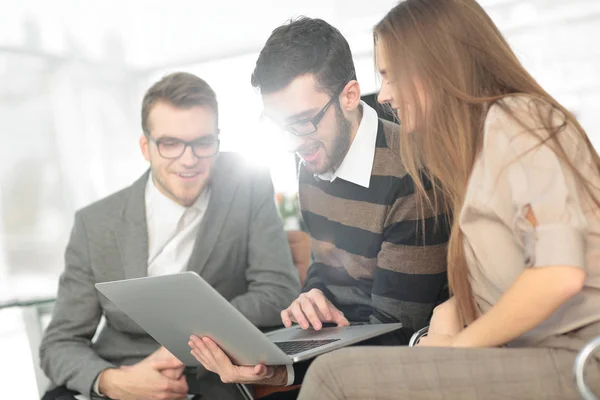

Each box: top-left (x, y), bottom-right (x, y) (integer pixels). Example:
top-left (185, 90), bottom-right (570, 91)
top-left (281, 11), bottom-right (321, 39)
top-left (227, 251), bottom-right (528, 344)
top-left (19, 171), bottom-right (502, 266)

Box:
top-left (428, 297), bottom-right (463, 338)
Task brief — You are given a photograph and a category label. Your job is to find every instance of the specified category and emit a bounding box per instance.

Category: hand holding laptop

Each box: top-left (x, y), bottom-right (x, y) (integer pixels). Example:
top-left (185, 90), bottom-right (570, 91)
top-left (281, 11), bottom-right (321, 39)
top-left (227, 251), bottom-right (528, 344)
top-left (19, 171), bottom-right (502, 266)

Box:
top-left (281, 288), bottom-right (350, 330)
top-left (189, 336), bottom-right (289, 386)
top-left (188, 289), bottom-right (352, 387)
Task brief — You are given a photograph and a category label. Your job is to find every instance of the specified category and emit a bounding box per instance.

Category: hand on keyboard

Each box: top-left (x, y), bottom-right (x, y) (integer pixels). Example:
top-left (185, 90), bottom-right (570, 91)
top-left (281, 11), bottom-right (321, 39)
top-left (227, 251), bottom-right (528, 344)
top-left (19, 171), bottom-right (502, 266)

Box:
top-left (281, 289), bottom-right (350, 330)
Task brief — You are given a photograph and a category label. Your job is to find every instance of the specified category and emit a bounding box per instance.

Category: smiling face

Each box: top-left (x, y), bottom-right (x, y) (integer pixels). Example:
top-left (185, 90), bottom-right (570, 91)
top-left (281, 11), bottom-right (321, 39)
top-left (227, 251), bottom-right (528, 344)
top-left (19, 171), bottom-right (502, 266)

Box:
top-left (375, 40), bottom-right (429, 135)
top-left (140, 101), bottom-right (218, 207)
top-left (261, 74), bottom-right (354, 174)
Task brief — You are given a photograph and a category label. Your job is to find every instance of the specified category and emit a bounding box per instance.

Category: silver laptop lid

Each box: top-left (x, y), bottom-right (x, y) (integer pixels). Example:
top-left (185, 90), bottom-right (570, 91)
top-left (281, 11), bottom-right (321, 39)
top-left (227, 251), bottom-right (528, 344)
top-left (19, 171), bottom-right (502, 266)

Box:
top-left (95, 272), bottom-right (291, 366)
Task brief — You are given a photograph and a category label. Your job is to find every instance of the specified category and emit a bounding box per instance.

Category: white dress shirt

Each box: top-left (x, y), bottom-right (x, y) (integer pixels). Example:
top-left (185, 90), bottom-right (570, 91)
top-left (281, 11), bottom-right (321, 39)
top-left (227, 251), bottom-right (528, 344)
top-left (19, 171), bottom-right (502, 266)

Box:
top-left (145, 173), bottom-right (210, 277)
top-left (316, 101), bottom-right (379, 188)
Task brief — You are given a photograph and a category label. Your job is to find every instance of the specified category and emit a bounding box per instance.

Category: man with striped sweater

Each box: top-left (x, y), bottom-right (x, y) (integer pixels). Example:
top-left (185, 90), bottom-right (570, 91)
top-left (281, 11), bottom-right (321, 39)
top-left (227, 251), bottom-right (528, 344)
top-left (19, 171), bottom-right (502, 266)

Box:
top-left (188, 17), bottom-right (449, 393)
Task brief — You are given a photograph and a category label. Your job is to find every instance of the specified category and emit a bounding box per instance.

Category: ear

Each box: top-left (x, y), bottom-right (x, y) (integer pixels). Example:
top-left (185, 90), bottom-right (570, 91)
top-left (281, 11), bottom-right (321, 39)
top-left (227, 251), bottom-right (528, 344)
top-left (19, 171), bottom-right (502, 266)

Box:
top-left (140, 134), bottom-right (151, 162)
top-left (340, 80), bottom-right (361, 112)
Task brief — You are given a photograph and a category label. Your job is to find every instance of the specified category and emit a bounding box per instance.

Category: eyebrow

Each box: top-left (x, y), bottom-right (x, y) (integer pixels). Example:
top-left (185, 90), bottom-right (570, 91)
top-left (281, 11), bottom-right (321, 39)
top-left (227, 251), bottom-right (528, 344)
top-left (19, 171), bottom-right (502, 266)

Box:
top-left (285, 108), bottom-right (320, 123)
top-left (151, 135), bottom-right (178, 141)
top-left (154, 133), bottom-right (217, 141)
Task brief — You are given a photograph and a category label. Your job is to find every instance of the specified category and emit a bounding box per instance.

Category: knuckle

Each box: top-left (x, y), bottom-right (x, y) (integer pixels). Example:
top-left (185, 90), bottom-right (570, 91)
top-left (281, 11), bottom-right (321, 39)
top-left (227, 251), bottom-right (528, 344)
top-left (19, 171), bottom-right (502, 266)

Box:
top-left (292, 303), bottom-right (303, 313)
top-left (294, 309), bottom-right (307, 319)
top-left (300, 298), bottom-right (314, 310)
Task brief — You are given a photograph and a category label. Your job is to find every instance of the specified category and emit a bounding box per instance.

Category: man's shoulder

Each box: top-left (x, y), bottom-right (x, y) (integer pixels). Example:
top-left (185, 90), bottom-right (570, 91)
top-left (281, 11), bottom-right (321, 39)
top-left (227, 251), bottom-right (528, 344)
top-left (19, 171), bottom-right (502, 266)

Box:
top-left (377, 118), bottom-right (401, 155)
top-left (77, 179), bottom-right (138, 222)
top-left (375, 118), bottom-right (408, 177)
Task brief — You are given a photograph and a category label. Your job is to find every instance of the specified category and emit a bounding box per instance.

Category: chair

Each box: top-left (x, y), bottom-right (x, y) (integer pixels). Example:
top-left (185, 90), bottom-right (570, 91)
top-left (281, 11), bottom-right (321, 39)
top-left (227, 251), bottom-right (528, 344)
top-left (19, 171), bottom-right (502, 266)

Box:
top-left (575, 335), bottom-right (600, 400)
top-left (286, 230), bottom-right (311, 285)
top-left (21, 299), bottom-right (108, 398)
top-left (20, 300), bottom-right (56, 397)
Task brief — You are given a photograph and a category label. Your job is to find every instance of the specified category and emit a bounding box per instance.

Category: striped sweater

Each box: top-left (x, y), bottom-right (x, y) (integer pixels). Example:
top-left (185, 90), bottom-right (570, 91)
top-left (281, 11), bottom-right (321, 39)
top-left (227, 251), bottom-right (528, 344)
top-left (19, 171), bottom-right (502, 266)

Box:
top-left (299, 119), bottom-right (449, 338)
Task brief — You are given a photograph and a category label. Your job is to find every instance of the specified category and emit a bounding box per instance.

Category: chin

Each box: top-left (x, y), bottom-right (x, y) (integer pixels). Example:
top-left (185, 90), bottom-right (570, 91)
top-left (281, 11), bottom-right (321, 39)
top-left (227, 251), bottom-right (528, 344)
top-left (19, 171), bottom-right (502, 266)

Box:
top-left (173, 185), bottom-right (206, 206)
top-left (177, 193), bottom-right (200, 207)
top-left (303, 163), bottom-right (325, 175)
top-left (303, 158), bottom-right (330, 175)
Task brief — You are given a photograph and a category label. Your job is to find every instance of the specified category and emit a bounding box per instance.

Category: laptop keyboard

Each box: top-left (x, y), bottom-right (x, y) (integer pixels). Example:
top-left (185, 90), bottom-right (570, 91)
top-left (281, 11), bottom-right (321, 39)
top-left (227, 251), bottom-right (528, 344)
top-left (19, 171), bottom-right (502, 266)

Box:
top-left (274, 339), bottom-right (341, 356)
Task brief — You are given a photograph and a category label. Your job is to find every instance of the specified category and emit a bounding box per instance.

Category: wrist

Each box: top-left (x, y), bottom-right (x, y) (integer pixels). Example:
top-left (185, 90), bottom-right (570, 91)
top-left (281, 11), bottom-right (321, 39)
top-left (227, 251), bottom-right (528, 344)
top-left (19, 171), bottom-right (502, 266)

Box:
top-left (256, 365), bottom-right (288, 386)
top-left (450, 331), bottom-right (477, 348)
top-left (98, 368), bottom-right (121, 398)
top-left (270, 366), bottom-right (289, 386)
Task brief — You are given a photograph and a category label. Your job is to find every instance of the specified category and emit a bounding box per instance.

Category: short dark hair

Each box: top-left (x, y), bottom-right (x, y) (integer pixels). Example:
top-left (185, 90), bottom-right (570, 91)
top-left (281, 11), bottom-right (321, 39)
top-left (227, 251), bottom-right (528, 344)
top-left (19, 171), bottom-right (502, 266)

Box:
top-left (141, 72), bottom-right (218, 134)
top-left (251, 17), bottom-right (356, 96)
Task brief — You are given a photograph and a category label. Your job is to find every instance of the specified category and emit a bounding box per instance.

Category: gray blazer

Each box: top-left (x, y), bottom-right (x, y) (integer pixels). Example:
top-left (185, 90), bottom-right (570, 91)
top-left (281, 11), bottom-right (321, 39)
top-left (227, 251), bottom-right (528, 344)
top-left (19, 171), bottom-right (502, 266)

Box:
top-left (39, 152), bottom-right (301, 398)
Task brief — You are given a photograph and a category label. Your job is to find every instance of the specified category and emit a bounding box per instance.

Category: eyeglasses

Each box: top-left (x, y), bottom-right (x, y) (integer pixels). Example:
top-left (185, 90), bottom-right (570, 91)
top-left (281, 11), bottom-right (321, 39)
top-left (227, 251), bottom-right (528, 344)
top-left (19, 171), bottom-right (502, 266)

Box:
top-left (145, 133), bottom-right (220, 159)
top-left (281, 78), bottom-right (353, 137)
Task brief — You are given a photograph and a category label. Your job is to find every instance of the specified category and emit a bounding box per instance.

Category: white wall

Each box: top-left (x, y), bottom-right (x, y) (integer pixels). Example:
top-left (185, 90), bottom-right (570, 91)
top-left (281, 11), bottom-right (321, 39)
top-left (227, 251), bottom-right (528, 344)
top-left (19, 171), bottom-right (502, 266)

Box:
top-left (0, 0), bottom-right (599, 303)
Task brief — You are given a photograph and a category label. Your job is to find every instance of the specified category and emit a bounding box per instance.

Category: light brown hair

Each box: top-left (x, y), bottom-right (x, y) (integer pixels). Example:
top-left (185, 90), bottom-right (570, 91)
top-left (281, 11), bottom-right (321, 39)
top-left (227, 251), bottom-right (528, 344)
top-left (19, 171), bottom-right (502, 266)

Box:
top-left (141, 72), bottom-right (218, 134)
top-left (374, 0), bottom-right (600, 324)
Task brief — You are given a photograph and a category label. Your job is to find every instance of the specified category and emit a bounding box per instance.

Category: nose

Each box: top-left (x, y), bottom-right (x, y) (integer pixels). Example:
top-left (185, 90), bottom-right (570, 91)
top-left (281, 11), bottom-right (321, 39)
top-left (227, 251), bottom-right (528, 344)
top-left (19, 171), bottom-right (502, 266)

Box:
top-left (284, 132), bottom-right (309, 153)
top-left (178, 144), bottom-right (198, 167)
top-left (377, 84), bottom-right (392, 105)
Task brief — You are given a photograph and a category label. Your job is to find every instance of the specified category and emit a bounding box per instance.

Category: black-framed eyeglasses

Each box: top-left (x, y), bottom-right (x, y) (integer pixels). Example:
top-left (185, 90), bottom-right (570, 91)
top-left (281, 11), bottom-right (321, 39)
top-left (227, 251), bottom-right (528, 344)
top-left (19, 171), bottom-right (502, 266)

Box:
top-left (282, 77), bottom-right (353, 136)
top-left (145, 132), bottom-right (220, 159)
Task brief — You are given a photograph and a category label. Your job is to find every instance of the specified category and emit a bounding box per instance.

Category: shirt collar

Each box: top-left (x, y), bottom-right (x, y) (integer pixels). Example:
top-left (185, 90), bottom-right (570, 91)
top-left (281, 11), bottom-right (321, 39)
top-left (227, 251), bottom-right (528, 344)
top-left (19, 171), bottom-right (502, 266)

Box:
top-left (316, 101), bottom-right (379, 188)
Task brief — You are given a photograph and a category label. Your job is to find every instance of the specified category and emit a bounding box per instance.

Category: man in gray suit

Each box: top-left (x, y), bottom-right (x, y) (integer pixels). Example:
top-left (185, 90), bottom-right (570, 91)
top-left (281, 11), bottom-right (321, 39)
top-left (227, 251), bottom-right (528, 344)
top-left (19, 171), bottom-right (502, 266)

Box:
top-left (39, 72), bottom-right (301, 400)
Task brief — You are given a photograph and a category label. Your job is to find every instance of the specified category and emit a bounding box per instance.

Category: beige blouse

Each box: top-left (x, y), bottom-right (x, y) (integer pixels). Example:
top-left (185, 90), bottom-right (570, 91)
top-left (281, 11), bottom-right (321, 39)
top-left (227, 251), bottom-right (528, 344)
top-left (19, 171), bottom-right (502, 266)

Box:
top-left (460, 96), bottom-right (600, 346)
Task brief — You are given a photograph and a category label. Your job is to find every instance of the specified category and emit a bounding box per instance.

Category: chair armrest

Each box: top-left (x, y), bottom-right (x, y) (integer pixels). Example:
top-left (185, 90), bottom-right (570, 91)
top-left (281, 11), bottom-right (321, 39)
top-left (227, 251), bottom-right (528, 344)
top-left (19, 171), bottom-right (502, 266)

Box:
top-left (235, 384), bottom-right (254, 400)
top-left (409, 326), bottom-right (429, 347)
top-left (574, 335), bottom-right (600, 400)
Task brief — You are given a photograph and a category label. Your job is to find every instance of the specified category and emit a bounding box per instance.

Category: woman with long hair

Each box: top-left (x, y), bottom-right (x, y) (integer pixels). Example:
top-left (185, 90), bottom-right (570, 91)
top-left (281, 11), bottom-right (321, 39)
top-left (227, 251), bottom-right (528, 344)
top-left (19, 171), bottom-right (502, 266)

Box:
top-left (297, 0), bottom-right (600, 398)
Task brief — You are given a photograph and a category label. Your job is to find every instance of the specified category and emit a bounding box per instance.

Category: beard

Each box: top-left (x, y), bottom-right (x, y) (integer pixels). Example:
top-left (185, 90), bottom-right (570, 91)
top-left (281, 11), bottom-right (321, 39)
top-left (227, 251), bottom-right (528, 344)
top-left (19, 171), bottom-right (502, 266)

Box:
top-left (308, 104), bottom-right (352, 174)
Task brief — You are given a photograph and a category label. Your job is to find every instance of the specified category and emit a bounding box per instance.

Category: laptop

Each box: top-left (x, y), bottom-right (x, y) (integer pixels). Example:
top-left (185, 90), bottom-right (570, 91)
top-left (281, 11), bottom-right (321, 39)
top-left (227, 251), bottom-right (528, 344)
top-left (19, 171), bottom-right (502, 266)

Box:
top-left (95, 271), bottom-right (402, 366)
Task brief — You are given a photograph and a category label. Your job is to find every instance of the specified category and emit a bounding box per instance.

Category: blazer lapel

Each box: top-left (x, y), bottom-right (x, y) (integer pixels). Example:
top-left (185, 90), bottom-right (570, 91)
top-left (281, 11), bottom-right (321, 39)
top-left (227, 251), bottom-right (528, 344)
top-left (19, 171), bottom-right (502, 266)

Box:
top-left (116, 171), bottom-right (150, 280)
top-left (187, 156), bottom-right (239, 276)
